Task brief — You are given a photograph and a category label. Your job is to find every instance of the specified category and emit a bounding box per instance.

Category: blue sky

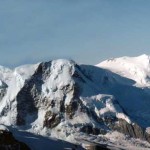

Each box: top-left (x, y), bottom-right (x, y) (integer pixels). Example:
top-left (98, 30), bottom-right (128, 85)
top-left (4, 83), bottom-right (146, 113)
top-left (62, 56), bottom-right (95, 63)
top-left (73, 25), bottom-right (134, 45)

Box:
top-left (0, 0), bottom-right (150, 67)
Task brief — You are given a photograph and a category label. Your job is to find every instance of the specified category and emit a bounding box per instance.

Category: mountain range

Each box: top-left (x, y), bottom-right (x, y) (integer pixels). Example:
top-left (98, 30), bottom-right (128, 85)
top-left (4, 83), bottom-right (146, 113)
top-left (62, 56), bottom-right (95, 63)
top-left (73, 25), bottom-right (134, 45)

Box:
top-left (0, 54), bottom-right (150, 150)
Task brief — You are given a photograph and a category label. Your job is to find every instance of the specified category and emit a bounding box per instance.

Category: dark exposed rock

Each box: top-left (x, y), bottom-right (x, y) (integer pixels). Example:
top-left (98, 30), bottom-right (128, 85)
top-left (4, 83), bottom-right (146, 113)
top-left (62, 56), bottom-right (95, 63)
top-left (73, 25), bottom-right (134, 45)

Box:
top-left (84, 144), bottom-right (110, 150)
top-left (103, 116), bottom-right (118, 128)
top-left (50, 100), bottom-right (55, 108)
top-left (43, 111), bottom-right (61, 128)
top-left (0, 81), bottom-right (8, 101)
top-left (80, 125), bottom-right (95, 135)
top-left (16, 115), bottom-right (26, 126)
top-left (0, 130), bottom-right (30, 150)
top-left (145, 132), bottom-right (150, 143)
top-left (66, 101), bottom-right (78, 119)
top-left (113, 119), bottom-right (150, 142)
top-left (80, 125), bottom-right (106, 135)
top-left (0, 89), bottom-right (7, 100)
top-left (60, 96), bottom-right (66, 113)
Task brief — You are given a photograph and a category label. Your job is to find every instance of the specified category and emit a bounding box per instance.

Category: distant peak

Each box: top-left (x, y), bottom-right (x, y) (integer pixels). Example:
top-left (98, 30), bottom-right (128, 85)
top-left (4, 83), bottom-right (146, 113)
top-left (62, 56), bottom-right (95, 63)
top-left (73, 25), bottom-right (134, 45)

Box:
top-left (98, 54), bottom-right (150, 64)
top-left (137, 54), bottom-right (150, 59)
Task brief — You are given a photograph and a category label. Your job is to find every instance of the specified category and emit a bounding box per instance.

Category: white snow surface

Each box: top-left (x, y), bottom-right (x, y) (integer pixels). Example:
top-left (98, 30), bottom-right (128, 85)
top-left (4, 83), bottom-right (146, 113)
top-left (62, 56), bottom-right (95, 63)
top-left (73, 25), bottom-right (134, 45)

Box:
top-left (97, 54), bottom-right (150, 87)
top-left (80, 94), bottom-right (131, 124)
top-left (0, 63), bottom-right (39, 125)
top-left (0, 57), bottom-right (149, 149)
top-left (96, 54), bottom-right (150, 127)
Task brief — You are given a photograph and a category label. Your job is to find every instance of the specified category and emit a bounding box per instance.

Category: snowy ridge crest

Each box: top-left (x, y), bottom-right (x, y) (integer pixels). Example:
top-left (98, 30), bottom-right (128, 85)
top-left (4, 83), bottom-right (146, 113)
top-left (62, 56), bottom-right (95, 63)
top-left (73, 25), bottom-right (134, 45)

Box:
top-left (97, 54), bottom-right (150, 87)
top-left (0, 58), bottom-right (149, 149)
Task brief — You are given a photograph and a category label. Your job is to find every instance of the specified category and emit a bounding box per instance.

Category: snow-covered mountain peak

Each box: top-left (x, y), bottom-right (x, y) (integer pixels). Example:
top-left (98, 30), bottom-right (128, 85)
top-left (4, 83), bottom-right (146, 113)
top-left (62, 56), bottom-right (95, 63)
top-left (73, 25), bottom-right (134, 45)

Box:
top-left (13, 63), bottom-right (40, 87)
top-left (0, 65), bottom-right (13, 85)
top-left (49, 59), bottom-right (75, 79)
top-left (137, 53), bottom-right (150, 59)
top-left (97, 54), bottom-right (150, 87)
top-left (51, 59), bottom-right (75, 67)
top-left (0, 58), bottom-right (150, 149)
top-left (134, 54), bottom-right (150, 67)
top-left (0, 65), bottom-right (11, 71)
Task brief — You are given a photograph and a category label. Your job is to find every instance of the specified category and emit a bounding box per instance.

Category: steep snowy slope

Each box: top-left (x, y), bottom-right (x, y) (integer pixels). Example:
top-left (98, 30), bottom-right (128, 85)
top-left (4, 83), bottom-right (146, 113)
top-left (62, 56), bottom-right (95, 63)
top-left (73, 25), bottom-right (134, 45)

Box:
top-left (0, 63), bottom-right (39, 125)
top-left (0, 58), bottom-right (150, 149)
top-left (10, 60), bottom-right (130, 137)
top-left (96, 54), bottom-right (150, 127)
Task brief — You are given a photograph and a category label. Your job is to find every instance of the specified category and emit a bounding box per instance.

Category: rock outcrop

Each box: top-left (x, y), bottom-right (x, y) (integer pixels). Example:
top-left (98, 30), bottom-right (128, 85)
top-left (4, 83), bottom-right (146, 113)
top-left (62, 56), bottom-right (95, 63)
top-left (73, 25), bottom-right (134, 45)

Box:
top-left (0, 58), bottom-right (150, 149)
top-left (114, 119), bottom-right (150, 143)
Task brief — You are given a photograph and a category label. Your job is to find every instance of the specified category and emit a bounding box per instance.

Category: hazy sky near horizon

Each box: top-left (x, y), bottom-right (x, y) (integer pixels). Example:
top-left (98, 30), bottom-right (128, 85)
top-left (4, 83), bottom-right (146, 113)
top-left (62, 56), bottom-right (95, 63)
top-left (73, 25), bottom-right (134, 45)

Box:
top-left (0, 0), bottom-right (150, 67)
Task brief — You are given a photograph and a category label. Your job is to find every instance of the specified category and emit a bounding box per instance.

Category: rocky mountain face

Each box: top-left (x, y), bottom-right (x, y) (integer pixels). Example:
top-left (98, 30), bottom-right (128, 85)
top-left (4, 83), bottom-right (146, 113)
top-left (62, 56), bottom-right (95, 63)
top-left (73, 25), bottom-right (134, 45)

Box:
top-left (0, 56), bottom-right (150, 149)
